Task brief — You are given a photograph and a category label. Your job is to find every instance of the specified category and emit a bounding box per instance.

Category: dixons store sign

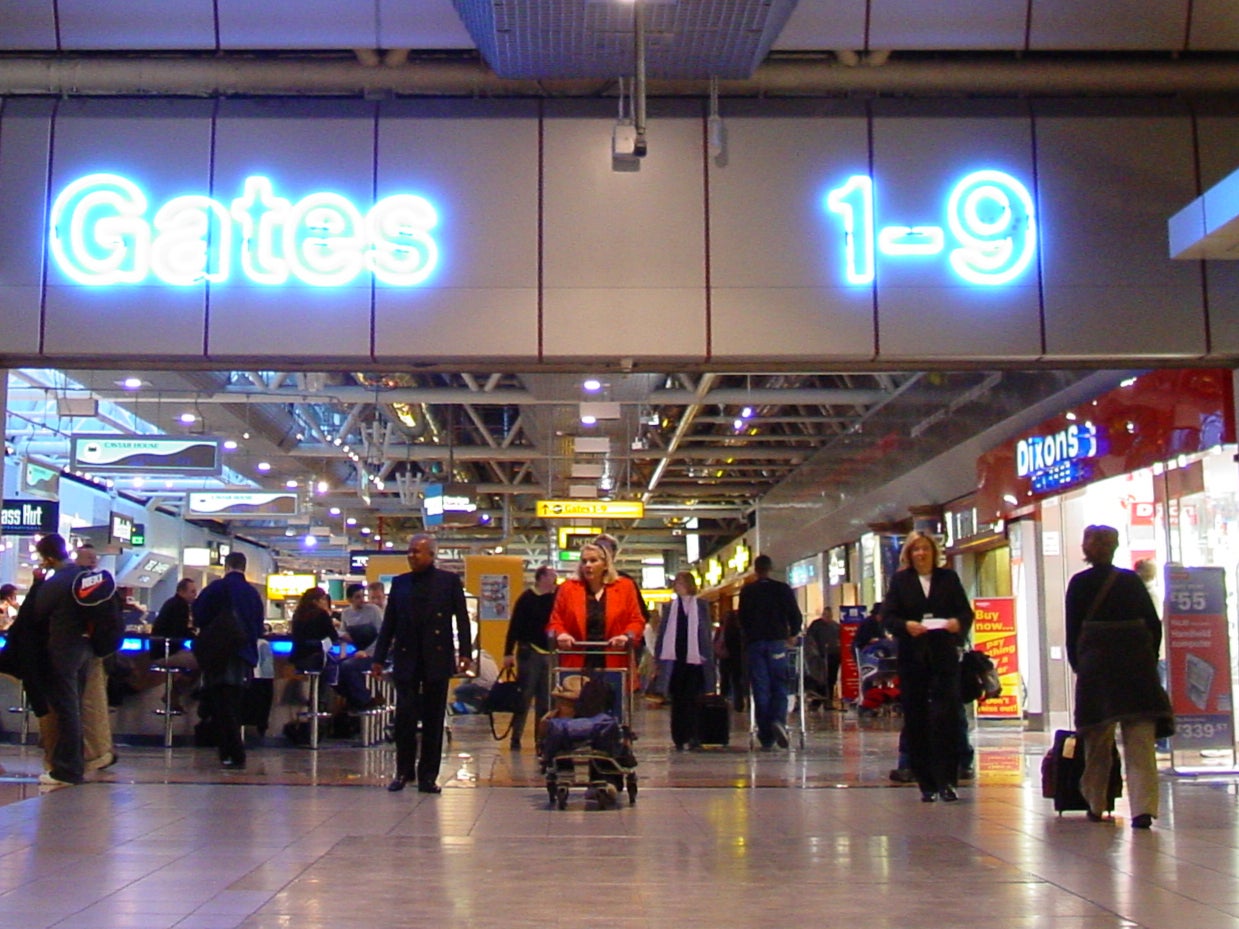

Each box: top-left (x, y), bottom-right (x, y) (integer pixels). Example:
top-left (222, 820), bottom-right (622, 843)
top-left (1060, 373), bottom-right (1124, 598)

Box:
top-left (1015, 422), bottom-right (1101, 492)
top-left (49, 174), bottom-right (439, 287)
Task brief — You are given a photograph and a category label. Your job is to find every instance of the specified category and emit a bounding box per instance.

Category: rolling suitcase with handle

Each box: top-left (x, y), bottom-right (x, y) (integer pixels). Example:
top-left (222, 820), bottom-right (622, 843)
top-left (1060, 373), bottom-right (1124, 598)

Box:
top-left (1042, 729), bottom-right (1122, 814)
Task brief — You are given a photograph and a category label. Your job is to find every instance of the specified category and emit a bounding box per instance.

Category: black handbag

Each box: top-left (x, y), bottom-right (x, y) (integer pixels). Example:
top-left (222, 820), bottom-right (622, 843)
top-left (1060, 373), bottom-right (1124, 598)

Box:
top-left (482, 668), bottom-right (523, 740)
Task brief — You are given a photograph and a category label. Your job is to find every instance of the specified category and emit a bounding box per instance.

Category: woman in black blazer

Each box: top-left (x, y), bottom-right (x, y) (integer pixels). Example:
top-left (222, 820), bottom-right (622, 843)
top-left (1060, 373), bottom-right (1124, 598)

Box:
top-left (881, 532), bottom-right (974, 802)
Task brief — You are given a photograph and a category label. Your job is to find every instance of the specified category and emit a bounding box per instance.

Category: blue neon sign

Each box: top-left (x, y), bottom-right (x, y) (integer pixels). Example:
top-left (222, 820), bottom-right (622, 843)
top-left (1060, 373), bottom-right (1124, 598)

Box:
top-left (49, 174), bottom-right (440, 287)
top-left (824, 170), bottom-right (1037, 286)
top-left (1016, 422), bottom-right (1102, 493)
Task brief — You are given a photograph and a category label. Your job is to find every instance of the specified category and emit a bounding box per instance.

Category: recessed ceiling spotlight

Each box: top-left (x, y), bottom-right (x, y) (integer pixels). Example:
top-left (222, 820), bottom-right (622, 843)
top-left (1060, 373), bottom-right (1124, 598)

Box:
top-left (223, 439), bottom-right (238, 451)
top-left (178, 412), bottom-right (196, 424)
top-left (329, 507), bottom-right (341, 516)
top-left (583, 378), bottom-right (602, 392)
top-left (345, 517), bottom-right (357, 526)
top-left (303, 533), bottom-right (317, 548)
top-left (285, 479), bottom-right (298, 488)
top-left (360, 527), bottom-right (371, 535)
top-left (581, 414), bottom-right (598, 425)
top-left (384, 540), bottom-right (394, 549)
top-left (120, 377), bottom-right (143, 390)
top-left (316, 480), bottom-right (329, 494)
top-left (242, 431), bottom-right (251, 440)
top-left (257, 461), bottom-right (271, 472)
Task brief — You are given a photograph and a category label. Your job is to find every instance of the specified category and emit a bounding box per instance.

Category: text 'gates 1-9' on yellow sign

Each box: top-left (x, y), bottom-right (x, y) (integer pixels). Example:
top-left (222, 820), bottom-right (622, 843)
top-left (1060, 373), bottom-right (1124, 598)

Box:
top-left (535, 500), bottom-right (645, 519)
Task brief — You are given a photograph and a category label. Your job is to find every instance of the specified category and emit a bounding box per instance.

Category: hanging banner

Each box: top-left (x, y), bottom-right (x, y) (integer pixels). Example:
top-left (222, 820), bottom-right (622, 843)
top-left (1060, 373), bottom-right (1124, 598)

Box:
top-left (971, 597), bottom-right (1021, 719)
top-left (1165, 566), bottom-right (1235, 750)
top-left (187, 491), bottom-right (298, 518)
top-left (70, 434), bottom-right (222, 475)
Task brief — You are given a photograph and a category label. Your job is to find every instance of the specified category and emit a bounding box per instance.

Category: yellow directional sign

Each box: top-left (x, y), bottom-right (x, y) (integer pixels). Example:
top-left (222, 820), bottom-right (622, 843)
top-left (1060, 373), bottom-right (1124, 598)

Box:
top-left (536, 499), bottom-right (645, 519)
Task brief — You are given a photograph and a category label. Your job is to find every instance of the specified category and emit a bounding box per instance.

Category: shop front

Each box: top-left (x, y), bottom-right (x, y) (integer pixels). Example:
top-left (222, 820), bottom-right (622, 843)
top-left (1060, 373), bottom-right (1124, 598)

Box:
top-left (976, 368), bottom-right (1238, 760)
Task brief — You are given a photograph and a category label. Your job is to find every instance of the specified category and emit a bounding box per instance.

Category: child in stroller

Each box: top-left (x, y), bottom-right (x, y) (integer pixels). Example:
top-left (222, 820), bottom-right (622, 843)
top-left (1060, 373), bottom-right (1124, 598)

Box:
top-left (540, 673), bottom-right (638, 809)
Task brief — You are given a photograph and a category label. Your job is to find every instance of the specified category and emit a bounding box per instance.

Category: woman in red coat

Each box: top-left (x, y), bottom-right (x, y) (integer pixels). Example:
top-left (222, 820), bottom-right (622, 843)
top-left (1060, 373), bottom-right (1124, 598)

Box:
top-left (548, 542), bottom-right (644, 671)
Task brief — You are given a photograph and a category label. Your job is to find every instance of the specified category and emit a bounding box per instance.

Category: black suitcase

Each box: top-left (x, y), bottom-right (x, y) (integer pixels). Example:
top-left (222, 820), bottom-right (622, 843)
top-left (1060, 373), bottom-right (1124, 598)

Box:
top-left (1044, 729), bottom-right (1122, 814)
top-left (696, 694), bottom-right (731, 747)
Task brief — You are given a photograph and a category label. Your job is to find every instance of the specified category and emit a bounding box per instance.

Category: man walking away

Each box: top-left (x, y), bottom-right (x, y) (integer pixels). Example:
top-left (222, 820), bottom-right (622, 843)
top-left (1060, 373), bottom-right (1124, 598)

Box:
top-left (193, 552), bottom-right (264, 770)
top-left (738, 554), bottom-right (803, 751)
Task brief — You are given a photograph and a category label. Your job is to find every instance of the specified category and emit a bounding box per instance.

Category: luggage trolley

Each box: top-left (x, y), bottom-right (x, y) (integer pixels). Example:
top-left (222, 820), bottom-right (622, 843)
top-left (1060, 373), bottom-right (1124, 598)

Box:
top-left (748, 639), bottom-right (807, 751)
top-left (544, 642), bottom-right (638, 810)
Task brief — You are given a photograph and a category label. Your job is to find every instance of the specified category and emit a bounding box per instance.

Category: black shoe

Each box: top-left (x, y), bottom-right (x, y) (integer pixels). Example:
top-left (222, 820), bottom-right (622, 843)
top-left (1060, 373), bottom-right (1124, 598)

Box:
top-left (1086, 810), bottom-right (1112, 823)
top-left (889, 768), bottom-right (916, 783)
top-left (1131, 813), bottom-right (1153, 829)
top-left (221, 758), bottom-right (246, 771)
top-left (387, 777), bottom-right (407, 792)
top-left (921, 791), bottom-right (937, 803)
top-left (957, 767), bottom-right (976, 781)
top-left (940, 786), bottom-right (959, 802)
top-left (772, 721), bottom-right (790, 749)
top-left (417, 783), bottom-right (442, 794)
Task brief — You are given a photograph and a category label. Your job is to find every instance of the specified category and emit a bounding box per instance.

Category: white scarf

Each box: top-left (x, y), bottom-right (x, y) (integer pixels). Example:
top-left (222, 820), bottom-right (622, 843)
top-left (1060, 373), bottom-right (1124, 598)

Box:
top-left (660, 595), bottom-right (703, 664)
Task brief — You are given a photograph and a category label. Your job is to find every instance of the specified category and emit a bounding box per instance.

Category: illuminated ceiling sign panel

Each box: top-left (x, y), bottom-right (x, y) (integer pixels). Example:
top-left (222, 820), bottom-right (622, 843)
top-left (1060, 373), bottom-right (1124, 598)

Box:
top-left (187, 491), bottom-right (299, 518)
top-left (535, 500), bottom-right (645, 519)
top-left (49, 174), bottom-right (440, 288)
top-left (70, 434), bottom-right (221, 475)
top-left (824, 170), bottom-right (1037, 286)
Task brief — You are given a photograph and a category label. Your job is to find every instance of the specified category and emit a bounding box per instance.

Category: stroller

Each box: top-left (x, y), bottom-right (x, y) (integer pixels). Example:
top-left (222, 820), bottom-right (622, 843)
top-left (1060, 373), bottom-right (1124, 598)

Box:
top-left (856, 639), bottom-right (901, 715)
top-left (542, 645), bottom-right (639, 810)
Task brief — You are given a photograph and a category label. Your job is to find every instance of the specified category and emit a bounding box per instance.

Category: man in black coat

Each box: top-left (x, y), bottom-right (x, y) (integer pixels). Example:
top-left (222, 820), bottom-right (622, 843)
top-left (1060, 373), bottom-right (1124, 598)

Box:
top-left (372, 533), bottom-right (472, 793)
top-left (193, 552), bottom-right (264, 771)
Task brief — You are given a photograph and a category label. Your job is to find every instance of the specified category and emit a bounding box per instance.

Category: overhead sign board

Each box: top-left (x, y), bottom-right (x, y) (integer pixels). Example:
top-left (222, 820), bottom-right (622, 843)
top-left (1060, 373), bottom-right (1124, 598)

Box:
top-left (558, 526), bottom-right (601, 549)
top-left (187, 491), bottom-right (299, 518)
top-left (21, 462), bottom-right (61, 500)
top-left (0, 499), bottom-right (60, 535)
top-left (70, 434), bottom-right (221, 475)
top-left (267, 574), bottom-right (318, 599)
top-left (110, 512), bottom-right (135, 545)
top-left (536, 500), bottom-right (644, 520)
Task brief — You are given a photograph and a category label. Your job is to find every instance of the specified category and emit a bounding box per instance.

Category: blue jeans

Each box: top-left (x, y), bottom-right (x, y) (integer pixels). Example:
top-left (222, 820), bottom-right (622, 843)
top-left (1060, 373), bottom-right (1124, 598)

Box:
top-left (747, 638), bottom-right (789, 747)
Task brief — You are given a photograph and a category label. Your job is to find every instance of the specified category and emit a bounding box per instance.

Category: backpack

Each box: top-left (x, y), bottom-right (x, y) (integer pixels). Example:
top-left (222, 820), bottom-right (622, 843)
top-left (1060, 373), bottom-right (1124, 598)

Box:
top-left (960, 648), bottom-right (1002, 703)
top-left (73, 568), bottom-right (124, 658)
top-left (194, 605), bottom-right (246, 675)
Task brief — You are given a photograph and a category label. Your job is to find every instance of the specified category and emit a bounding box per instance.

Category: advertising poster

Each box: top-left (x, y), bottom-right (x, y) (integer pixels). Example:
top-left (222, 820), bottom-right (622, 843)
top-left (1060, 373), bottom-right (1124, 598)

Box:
top-left (971, 597), bottom-right (1020, 719)
top-left (479, 573), bottom-right (511, 621)
top-left (839, 605), bottom-right (866, 701)
top-left (1165, 566), bottom-right (1234, 750)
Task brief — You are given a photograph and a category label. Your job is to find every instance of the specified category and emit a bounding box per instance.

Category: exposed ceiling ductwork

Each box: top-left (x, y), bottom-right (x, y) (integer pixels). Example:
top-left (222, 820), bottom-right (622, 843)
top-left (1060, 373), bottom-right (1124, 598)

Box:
top-left (2, 53), bottom-right (1239, 98)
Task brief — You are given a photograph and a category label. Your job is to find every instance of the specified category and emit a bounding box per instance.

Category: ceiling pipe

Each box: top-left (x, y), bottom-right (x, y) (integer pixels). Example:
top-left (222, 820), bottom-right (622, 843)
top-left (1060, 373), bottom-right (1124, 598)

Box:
top-left (64, 386), bottom-right (892, 405)
top-left (2, 54), bottom-right (1239, 97)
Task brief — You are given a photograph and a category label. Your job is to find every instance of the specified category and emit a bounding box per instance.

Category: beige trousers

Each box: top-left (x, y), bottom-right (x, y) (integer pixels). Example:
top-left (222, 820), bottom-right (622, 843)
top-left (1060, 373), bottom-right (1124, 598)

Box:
top-left (40, 656), bottom-right (114, 771)
top-left (1080, 717), bottom-right (1159, 819)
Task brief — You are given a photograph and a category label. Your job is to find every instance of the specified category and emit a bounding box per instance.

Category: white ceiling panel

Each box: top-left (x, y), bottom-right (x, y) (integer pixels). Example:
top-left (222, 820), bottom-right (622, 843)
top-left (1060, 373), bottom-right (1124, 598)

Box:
top-left (216, 0), bottom-right (378, 49)
top-left (1189, 0), bottom-right (1239, 50)
top-left (0, 0), bottom-right (56, 50)
top-left (766, 0), bottom-right (867, 51)
top-left (378, 0), bottom-right (477, 50)
top-left (57, 0), bottom-right (215, 50)
top-left (1029, 0), bottom-right (1190, 50)
top-left (868, 0), bottom-right (1028, 50)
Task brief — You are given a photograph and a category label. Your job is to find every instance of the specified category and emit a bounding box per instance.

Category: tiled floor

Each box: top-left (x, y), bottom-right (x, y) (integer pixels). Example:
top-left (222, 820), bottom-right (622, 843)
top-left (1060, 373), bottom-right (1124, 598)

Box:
top-left (0, 705), bottom-right (1237, 929)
